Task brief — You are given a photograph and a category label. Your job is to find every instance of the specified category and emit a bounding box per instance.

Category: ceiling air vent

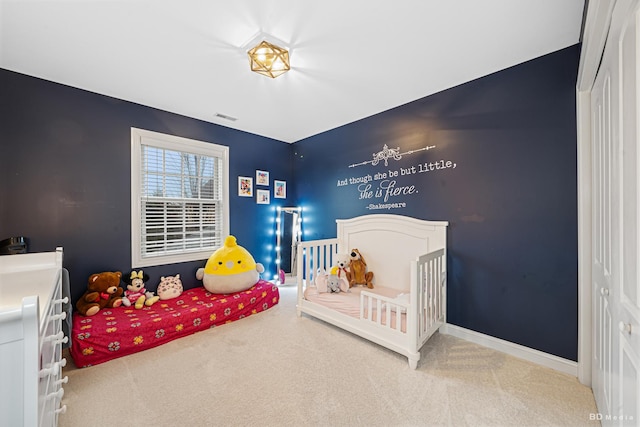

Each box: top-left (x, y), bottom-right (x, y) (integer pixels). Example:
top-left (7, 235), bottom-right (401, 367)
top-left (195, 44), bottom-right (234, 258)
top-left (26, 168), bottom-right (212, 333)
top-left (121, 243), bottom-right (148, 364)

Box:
top-left (214, 113), bottom-right (238, 122)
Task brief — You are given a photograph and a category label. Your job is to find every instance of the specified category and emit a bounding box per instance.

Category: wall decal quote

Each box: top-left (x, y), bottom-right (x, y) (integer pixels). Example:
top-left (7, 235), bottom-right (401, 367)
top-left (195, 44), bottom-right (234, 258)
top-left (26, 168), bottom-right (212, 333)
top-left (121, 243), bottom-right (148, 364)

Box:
top-left (337, 144), bottom-right (458, 210)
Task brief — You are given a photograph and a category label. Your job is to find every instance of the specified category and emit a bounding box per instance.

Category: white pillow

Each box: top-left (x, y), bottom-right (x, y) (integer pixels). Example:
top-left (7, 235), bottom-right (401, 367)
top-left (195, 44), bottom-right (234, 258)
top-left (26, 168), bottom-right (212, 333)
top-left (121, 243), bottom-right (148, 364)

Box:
top-left (315, 273), bottom-right (328, 293)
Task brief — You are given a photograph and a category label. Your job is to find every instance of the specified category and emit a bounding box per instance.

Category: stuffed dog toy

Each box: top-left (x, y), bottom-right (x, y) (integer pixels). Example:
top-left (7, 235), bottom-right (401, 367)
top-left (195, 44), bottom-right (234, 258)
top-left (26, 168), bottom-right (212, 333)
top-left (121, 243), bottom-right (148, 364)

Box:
top-left (347, 248), bottom-right (374, 289)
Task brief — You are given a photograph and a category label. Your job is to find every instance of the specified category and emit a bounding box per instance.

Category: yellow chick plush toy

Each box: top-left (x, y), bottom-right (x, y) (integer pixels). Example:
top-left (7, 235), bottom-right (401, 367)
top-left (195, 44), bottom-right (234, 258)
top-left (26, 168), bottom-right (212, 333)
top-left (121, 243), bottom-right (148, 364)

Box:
top-left (196, 235), bottom-right (264, 294)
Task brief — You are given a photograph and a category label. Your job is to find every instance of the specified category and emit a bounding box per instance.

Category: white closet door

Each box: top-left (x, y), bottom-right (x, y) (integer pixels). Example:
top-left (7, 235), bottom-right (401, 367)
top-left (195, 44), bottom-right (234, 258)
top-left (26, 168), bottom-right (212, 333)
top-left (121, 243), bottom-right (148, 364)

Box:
top-left (591, 0), bottom-right (640, 424)
top-left (618, 2), bottom-right (640, 423)
top-left (591, 35), bottom-right (616, 419)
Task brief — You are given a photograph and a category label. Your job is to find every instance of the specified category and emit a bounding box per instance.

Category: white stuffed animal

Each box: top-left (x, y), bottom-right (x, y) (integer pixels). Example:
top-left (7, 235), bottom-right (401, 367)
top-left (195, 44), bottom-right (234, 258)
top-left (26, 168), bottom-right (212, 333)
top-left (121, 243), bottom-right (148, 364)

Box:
top-left (315, 254), bottom-right (350, 293)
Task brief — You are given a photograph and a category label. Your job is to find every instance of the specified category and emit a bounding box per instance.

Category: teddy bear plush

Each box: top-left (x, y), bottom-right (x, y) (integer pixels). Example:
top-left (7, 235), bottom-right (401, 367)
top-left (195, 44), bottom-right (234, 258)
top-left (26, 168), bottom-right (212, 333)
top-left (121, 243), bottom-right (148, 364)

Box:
top-left (330, 254), bottom-right (350, 280)
top-left (75, 271), bottom-right (124, 316)
top-left (157, 274), bottom-right (183, 300)
top-left (122, 270), bottom-right (159, 309)
top-left (347, 248), bottom-right (374, 289)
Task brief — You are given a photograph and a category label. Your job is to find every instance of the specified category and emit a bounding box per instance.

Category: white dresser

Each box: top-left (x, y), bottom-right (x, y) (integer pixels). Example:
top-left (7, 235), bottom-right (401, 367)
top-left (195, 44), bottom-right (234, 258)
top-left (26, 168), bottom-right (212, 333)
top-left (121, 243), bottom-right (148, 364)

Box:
top-left (0, 247), bottom-right (68, 426)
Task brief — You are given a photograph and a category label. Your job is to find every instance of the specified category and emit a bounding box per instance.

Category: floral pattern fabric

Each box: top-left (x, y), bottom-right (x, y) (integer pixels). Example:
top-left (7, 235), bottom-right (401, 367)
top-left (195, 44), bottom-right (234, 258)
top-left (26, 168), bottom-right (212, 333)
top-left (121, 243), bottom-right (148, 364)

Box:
top-left (70, 280), bottom-right (279, 368)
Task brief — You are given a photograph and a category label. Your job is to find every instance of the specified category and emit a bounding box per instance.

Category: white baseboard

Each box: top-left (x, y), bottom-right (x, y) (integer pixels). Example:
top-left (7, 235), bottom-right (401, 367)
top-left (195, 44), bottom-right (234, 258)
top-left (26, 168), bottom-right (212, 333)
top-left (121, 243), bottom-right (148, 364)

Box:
top-left (441, 324), bottom-right (578, 377)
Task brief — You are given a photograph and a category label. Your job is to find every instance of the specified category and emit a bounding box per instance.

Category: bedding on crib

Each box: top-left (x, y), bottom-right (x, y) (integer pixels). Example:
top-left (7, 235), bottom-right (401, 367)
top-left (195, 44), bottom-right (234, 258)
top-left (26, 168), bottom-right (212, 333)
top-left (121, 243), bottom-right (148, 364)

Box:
top-left (70, 279), bottom-right (279, 367)
top-left (304, 285), bottom-right (408, 331)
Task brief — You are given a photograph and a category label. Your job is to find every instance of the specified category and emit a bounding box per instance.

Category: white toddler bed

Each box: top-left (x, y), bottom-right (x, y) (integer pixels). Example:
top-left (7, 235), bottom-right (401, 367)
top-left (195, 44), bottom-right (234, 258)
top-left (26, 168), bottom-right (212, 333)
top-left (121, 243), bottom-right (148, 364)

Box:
top-left (296, 214), bottom-right (448, 369)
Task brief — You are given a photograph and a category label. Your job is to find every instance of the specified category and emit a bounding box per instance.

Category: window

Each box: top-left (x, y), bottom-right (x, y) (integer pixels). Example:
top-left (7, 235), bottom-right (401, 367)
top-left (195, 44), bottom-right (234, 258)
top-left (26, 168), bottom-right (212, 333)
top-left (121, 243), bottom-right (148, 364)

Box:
top-left (131, 128), bottom-right (229, 267)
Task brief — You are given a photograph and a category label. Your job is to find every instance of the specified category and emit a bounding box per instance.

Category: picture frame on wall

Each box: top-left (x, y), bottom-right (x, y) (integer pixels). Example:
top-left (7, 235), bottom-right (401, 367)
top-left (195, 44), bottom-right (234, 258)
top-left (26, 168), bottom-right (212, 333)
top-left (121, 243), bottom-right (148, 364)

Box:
top-left (274, 180), bottom-right (286, 199)
top-left (238, 176), bottom-right (253, 197)
top-left (256, 170), bottom-right (269, 186)
top-left (256, 189), bottom-right (270, 205)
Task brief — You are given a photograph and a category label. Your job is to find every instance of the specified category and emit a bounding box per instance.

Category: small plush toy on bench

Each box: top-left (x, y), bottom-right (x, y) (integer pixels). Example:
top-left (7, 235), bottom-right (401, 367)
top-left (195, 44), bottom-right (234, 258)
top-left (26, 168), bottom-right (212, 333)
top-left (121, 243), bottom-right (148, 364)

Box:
top-left (75, 271), bottom-right (124, 316)
top-left (122, 270), bottom-right (159, 309)
top-left (157, 274), bottom-right (183, 300)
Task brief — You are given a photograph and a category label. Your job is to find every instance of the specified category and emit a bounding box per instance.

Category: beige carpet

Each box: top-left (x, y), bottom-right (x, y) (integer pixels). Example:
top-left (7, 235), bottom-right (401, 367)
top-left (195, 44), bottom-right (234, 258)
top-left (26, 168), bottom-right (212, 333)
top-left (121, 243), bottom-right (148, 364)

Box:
top-left (60, 285), bottom-right (599, 427)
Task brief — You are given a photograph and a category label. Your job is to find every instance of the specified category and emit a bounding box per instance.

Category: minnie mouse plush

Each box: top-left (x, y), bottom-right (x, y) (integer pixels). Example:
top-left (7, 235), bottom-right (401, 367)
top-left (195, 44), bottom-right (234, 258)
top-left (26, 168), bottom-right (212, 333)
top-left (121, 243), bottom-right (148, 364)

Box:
top-left (122, 270), bottom-right (159, 309)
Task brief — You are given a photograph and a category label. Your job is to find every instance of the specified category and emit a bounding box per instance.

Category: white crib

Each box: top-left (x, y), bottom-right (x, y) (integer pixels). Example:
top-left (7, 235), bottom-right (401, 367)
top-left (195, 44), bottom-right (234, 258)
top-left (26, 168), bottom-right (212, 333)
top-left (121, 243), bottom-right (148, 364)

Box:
top-left (296, 214), bottom-right (448, 369)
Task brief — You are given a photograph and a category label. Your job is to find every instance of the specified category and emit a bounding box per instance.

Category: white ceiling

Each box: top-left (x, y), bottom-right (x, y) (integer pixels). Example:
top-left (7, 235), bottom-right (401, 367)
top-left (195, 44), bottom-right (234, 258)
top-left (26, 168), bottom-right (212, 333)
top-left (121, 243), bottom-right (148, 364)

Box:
top-left (0, 0), bottom-right (585, 143)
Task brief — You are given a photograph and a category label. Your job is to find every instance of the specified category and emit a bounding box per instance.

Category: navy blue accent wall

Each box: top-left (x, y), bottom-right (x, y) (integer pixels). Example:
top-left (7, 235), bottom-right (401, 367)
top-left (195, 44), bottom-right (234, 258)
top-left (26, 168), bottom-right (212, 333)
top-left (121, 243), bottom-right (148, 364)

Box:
top-left (292, 45), bottom-right (580, 361)
top-left (0, 69), bottom-right (294, 303)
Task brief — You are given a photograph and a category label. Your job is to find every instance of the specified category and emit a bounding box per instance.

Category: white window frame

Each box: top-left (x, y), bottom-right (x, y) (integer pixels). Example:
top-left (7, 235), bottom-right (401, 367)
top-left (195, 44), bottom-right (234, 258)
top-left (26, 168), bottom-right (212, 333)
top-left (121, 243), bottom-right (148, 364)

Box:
top-left (131, 128), bottom-right (229, 267)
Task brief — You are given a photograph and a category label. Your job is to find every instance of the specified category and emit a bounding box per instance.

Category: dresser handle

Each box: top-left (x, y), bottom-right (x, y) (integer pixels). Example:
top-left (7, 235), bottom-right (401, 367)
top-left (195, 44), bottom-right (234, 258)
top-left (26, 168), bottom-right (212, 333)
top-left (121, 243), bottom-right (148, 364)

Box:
top-left (54, 297), bottom-right (69, 305)
top-left (54, 336), bottom-right (69, 346)
top-left (43, 331), bottom-right (65, 342)
top-left (600, 287), bottom-right (609, 296)
top-left (47, 388), bottom-right (64, 400)
top-left (39, 366), bottom-right (53, 378)
top-left (50, 312), bottom-right (67, 321)
top-left (39, 358), bottom-right (67, 377)
top-left (619, 321), bottom-right (632, 334)
top-left (55, 405), bottom-right (67, 415)
top-left (56, 376), bottom-right (69, 385)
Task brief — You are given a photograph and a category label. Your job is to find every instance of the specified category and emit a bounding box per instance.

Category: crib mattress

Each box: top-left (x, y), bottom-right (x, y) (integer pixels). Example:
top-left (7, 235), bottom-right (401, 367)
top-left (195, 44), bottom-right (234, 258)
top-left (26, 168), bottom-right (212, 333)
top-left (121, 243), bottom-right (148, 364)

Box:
top-left (70, 279), bottom-right (279, 367)
top-left (304, 285), bottom-right (407, 332)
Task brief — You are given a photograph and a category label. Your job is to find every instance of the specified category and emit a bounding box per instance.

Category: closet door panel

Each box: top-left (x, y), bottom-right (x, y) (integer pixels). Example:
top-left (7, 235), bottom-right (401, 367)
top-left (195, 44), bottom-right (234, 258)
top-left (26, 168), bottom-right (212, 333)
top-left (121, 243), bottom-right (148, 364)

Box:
top-left (618, 4), bottom-right (640, 423)
top-left (591, 54), bottom-right (616, 418)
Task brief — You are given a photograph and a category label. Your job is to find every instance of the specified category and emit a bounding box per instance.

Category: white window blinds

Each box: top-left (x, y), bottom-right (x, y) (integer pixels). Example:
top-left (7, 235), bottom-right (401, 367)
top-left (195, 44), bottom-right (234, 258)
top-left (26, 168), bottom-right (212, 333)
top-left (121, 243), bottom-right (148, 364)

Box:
top-left (131, 128), bottom-right (229, 267)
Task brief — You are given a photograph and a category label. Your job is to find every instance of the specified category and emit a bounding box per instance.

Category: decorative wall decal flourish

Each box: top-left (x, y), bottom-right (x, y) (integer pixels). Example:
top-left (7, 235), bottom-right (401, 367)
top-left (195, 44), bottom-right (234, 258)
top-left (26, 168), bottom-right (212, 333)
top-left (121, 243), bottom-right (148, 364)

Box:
top-left (349, 144), bottom-right (436, 168)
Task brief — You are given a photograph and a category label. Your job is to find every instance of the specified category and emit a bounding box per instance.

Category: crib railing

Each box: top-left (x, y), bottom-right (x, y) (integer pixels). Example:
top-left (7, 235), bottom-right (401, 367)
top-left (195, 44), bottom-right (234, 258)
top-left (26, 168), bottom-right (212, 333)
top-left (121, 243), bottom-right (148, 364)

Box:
top-left (297, 238), bottom-right (339, 293)
top-left (359, 248), bottom-right (446, 338)
top-left (360, 291), bottom-right (408, 333)
top-left (414, 248), bottom-right (446, 347)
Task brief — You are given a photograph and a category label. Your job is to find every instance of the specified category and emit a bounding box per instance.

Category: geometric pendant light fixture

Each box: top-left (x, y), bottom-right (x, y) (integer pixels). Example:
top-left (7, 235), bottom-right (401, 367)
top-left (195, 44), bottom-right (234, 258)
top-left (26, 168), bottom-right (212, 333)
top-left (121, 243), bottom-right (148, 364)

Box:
top-left (247, 40), bottom-right (290, 78)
